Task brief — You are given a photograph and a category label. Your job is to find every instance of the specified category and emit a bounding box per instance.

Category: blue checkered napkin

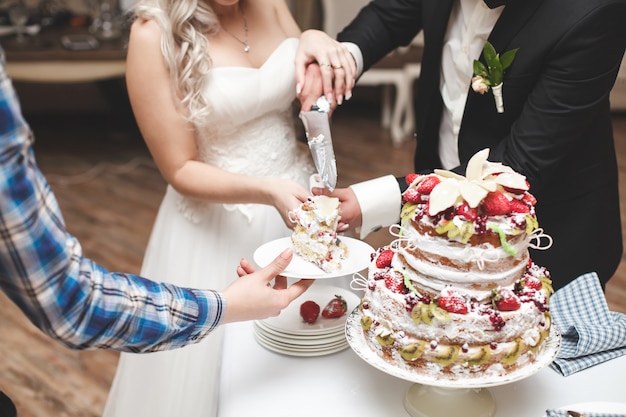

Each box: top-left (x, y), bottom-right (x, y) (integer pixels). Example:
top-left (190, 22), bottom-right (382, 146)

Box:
top-left (549, 272), bottom-right (626, 376)
top-left (545, 410), bottom-right (626, 417)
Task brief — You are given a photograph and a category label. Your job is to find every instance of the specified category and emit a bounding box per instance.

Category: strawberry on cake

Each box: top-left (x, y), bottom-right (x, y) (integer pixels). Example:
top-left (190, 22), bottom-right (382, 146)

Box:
top-left (289, 195), bottom-right (348, 273)
top-left (357, 148), bottom-right (554, 379)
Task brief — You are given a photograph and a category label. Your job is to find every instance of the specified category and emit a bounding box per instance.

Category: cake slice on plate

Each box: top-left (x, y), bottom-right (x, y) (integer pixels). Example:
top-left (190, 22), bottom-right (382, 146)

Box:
top-left (289, 195), bottom-right (348, 273)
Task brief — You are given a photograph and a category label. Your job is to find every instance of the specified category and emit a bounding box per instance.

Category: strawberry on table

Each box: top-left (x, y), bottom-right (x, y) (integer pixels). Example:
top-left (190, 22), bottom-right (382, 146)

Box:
top-left (300, 300), bottom-right (320, 324)
top-left (322, 295), bottom-right (348, 318)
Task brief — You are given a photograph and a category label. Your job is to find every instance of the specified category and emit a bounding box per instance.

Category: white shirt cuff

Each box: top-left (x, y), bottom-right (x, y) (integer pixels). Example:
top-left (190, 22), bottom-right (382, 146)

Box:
top-left (350, 175), bottom-right (402, 239)
top-left (341, 42), bottom-right (364, 77)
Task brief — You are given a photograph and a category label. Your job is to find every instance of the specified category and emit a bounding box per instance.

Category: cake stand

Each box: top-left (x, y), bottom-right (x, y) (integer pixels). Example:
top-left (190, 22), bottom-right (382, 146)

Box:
top-left (345, 309), bottom-right (561, 417)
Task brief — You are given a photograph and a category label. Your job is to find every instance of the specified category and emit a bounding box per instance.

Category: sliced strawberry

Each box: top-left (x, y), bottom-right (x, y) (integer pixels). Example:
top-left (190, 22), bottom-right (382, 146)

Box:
top-left (403, 188), bottom-right (422, 204)
top-left (492, 289), bottom-right (521, 311)
top-left (300, 300), bottom-right (320, 324)
top-left (520, 275), bottom-right (543, 291)
top-left (416, 176), bottom-right (441, 194)
top-left (321, 295), bottom-right (348, 318)
top-left (437, 293), bottom-right (468, 314)
top-left (509, 199), bottom-right (530, 213)
top-left (405, 173), bottom-right (420, 186)
top-left (482, 191), bottom-right (511, 215)
top-left (384, 271), bottom-right (407, 294)
top-left (521, 192), bottom-right (537, 206)
top-left (456, 202), bottom-right (478, 221)
top-left (375, 249), bottom-right (394, 268)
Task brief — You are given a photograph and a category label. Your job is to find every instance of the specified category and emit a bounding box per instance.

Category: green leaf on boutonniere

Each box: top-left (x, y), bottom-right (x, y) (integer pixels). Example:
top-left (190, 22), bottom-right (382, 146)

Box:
top-left (475, 41), bottom-right (519, 87)
top-left (472, 41), bottom-right (519, 113)
top-left (473, 60), bottom-right (488, 78)
top-left (500, 47), bottom-right (519, 71)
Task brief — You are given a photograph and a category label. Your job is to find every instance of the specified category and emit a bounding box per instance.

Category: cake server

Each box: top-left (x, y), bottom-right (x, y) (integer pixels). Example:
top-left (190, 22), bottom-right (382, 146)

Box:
top-left (300, 96), bottom-right (338, 191)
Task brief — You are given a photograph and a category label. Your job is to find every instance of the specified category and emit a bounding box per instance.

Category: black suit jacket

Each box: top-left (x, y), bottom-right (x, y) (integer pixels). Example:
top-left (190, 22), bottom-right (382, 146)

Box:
top-left (338, 0), bottom-right (626, 289)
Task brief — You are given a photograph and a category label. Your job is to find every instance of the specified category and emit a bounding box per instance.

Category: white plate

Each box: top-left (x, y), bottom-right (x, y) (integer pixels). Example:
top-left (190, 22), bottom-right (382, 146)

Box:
top-left (346, 308), bottom-right (562, 389)
top-left (543, 402), bottom-right (626, 416)
top-left (254, 330), bottom-right (348, 351)
top-left (259, 285), bottom-right (361, 335)
top-left (254, 332), bottom-right (349, 357)
top-left (253, 236), bottom-right (374, 279)
top-left (254, 322), bottom-right (347, 345)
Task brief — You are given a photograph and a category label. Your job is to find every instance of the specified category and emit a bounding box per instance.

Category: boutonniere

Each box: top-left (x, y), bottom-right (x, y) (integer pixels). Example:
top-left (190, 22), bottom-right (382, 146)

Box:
top-left (472, 41), bottom-right (519, 113)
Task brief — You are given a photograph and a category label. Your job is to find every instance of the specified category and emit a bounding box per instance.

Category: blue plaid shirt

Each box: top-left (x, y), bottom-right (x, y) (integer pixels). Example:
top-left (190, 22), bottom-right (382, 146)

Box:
top-left (0, 46), bottom-right (223, 352)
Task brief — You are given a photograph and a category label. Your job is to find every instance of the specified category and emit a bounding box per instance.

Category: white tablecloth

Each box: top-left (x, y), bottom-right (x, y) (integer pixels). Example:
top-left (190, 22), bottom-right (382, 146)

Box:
top-left (219, 320), bottom-right (626, 417)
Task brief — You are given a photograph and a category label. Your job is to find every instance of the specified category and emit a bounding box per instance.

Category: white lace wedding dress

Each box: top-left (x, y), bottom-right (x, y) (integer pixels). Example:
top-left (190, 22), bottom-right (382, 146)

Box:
top-left (103, 38), bottom-right (314, 417)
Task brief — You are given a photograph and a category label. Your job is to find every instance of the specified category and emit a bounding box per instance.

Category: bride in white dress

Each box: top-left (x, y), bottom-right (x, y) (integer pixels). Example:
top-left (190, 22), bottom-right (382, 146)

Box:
top-left (102, 0), bottom-right (354, 416)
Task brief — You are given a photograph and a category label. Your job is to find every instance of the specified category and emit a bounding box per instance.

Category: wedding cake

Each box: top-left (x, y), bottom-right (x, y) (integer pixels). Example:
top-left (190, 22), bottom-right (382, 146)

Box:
top-left (358, 149), bottom-right (553, 378)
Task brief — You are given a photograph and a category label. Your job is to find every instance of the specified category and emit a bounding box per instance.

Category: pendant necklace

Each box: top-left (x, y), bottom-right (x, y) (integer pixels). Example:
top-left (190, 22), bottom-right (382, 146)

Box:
top-left (221, 6), bottom-right (250, 53)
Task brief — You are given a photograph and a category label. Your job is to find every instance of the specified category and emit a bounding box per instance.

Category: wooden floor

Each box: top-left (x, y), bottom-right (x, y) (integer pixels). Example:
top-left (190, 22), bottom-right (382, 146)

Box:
top-left (1, 92), bottom-right (625, 417)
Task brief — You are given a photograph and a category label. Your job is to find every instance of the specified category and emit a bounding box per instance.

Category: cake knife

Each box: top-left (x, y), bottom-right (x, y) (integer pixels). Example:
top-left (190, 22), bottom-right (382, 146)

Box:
top-left (299, 96), bottom-right (338, 191)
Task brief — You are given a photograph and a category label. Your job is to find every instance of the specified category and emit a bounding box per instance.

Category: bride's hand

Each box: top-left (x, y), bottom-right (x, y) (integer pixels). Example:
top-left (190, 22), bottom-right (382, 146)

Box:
top-left (266, 178), bottom-right (310, 229)
top-left (295, 29), bottom-right (357, 109)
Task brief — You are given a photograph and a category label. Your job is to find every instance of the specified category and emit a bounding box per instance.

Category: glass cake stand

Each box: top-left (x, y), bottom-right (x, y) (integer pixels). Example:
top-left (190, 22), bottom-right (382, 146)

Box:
top-left (345, 309), bottom-right (561, 417)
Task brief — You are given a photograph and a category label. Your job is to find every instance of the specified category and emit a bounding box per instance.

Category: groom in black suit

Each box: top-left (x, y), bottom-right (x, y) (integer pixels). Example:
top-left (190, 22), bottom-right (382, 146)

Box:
top-left (297, 0), bottom-right (626, 290)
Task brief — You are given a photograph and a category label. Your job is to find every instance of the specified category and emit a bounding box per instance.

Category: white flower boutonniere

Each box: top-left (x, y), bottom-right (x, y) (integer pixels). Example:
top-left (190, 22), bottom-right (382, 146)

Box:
top-left (472, 41), bottom-right (519, 113)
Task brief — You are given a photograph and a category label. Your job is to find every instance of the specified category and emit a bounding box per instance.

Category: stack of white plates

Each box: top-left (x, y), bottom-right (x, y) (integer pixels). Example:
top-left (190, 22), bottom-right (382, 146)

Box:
top-left (254, 285), bottom-right (361, 357)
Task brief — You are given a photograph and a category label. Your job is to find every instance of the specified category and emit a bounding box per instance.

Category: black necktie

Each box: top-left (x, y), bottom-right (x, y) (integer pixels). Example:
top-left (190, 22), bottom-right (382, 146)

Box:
top-left (483, 0), bottom-right (506, 8)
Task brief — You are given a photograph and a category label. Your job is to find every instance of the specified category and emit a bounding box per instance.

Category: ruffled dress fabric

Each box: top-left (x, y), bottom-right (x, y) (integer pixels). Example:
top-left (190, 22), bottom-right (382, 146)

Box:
top-left (103, 38), bottom-right (314, 417)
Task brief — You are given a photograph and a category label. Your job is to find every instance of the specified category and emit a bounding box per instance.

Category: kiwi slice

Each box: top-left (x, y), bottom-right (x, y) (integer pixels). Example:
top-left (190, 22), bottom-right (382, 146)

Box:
top-left (360, 315), bottom-right (373, 331)
top-left (375, 332), bottom-right (395, 346)
top-left (399, 341), bottom-right (427, 361)
top-left (433, 345), bottom-right (460, 366)
top-left (431, 305), bottom-right (451, 323)
top-left (420, 304), bottom-right (434, 325)
top-left (410, 304), bottom-right (422, 325)
top-left (501, 338), bottom-right (524, 365)
top-left (466, 346), bottom-right (491, 367)
top-left (528, 328), bottom-right (549, 354)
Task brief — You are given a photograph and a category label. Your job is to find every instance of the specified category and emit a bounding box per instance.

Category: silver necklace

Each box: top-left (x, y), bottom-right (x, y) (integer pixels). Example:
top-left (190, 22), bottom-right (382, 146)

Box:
top-left (221, 7), bottom-right (250, 53)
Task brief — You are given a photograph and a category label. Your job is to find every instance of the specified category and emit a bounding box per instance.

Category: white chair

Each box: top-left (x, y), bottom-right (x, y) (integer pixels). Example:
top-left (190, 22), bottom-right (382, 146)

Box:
top-left (320, 0), bottom-right (421, 145)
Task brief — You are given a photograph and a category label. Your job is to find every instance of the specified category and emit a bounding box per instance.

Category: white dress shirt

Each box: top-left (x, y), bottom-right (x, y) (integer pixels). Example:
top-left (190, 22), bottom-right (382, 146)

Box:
top-left (342, 0), bottom-right (503, 238)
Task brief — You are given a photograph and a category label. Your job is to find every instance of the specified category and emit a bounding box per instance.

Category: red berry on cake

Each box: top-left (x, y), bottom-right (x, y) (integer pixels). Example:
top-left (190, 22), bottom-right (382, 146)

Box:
top-left (482, 191), bottom-right (511, 215)
top-left (384, 271), bottom-right (407, 294)
top-left (456, 202), bottom-right (478, 221)
top-left (322, 295), bottom-right (348, 318)
top-left (492, 289), bottom-right (521, 311)
top-left (405, 173), bottom-right (420, 186)
top-left (520, 275), bottom-right (543, 291)
top-left (437, 291), bottom-right (469, 314)
top-left (509, 199), bottom-right (530, 213)
top-left (375, 249), bottom-right (394, 268)
top-left (416, 176), bottom-right (441, 194)
top-left (521, 192), bottom-right (537, 206)
top-left (403, 188), bottom-right (422, 204)
top-left (300, 300), bottom-right (320, 324)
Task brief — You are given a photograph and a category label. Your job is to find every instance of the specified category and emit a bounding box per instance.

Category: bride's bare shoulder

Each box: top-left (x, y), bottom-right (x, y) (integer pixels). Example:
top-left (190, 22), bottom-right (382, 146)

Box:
top-left (129, 18), bottom-right (162, 45)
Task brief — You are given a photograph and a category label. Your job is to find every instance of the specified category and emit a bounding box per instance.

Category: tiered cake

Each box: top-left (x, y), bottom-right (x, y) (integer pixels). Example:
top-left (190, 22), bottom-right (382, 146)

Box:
top-left (358, 149), bottom-right (553, 378)
top-left (289, 195), bottom-right (348, 273)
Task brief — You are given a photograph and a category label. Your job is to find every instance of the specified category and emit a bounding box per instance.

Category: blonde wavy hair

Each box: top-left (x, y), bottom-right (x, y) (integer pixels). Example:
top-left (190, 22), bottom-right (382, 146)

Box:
top-left (132, 0), bottom-right (219, 125)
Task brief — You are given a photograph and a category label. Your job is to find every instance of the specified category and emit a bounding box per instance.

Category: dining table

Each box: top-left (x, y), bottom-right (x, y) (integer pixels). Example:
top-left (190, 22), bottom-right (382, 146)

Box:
top-left (218, 297), bottom-right (626, 417)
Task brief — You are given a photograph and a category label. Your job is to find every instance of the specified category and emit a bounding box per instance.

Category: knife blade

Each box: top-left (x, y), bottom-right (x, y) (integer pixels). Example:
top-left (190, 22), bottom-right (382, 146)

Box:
top-left (300, 96), bottom-right (338, 191)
